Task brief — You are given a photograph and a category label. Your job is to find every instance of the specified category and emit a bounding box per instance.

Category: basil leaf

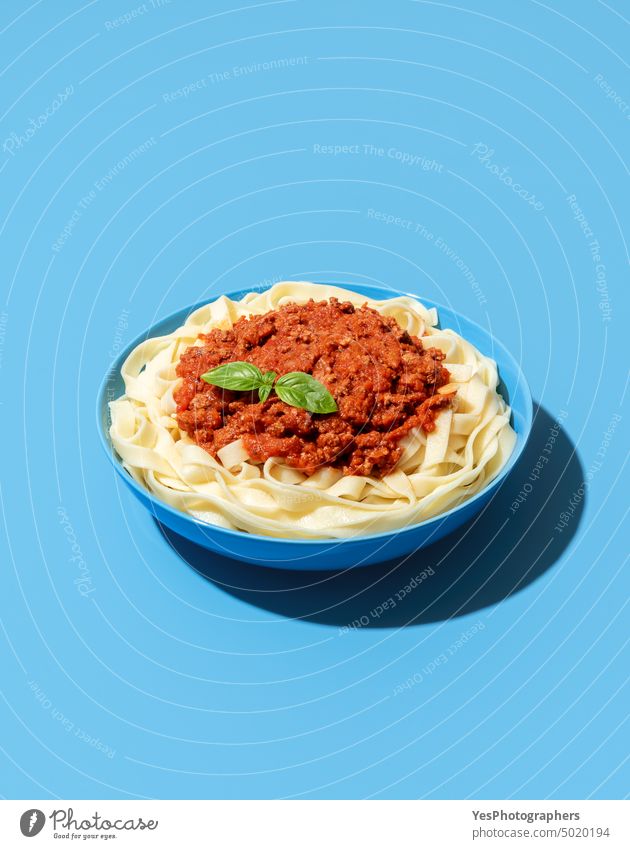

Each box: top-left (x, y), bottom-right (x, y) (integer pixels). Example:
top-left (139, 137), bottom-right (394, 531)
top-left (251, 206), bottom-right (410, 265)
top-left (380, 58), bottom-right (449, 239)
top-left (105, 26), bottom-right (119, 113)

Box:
top-left (257, 370), bottom-right (276, 402)
top-left (200, 362), bottom-right (336, 414)
top-left (258, 383), bottom-right (273, 402)
top-left (201, 361), bottom-right (263, 391)
top-left (275, 372), bottom-right (338, 414)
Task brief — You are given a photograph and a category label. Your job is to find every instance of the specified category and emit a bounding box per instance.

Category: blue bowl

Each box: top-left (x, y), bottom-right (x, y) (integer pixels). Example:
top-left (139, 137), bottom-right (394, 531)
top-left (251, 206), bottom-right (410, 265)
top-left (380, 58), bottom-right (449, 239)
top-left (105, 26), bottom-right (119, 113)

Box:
top-left (97, 283), bottom-right (532, 570)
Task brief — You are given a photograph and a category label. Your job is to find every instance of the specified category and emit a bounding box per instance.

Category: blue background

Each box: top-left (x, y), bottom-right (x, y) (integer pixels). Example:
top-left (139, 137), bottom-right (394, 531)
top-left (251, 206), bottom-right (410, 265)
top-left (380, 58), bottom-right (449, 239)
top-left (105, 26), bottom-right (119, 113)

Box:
top-left (1, 0), bottom-right (628, 800)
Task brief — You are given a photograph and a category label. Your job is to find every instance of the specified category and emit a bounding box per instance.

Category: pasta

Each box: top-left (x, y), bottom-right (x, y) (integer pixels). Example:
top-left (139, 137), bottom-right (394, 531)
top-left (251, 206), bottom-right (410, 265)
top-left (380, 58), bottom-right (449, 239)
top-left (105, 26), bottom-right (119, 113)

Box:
top-left (109, 282), bottom-right (516, 539)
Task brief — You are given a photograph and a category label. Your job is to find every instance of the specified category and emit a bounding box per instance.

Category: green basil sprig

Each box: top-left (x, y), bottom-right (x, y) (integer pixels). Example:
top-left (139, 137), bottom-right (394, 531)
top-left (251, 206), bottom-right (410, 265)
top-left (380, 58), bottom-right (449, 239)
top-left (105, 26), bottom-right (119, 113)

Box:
top-left (201, 362), bottom-right (338, 414)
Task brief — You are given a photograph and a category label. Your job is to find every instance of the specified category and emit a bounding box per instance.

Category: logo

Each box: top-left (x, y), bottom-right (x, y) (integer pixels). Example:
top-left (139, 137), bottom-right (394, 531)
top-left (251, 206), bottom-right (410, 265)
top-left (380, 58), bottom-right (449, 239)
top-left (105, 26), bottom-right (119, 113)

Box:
top-left (20, 809), bottom-right (45, 837)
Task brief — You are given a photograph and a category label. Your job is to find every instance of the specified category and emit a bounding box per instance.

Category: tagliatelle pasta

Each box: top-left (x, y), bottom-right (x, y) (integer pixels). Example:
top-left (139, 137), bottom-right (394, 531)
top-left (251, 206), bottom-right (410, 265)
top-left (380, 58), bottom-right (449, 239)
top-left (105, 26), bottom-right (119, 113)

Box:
top-left (109, 282), bottom-right (516, 539)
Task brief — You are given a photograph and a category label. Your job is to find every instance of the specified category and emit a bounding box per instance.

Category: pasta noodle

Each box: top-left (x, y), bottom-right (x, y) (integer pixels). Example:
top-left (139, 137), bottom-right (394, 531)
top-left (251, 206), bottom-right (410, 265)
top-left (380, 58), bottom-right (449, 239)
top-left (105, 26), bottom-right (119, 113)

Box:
top-left (109, 282), bottom-right (516, 538)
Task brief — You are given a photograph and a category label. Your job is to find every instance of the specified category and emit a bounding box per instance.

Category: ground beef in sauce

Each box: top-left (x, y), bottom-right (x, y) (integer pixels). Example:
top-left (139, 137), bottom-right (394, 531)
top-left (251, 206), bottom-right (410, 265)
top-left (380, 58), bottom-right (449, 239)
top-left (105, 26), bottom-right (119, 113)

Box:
top-left (174, 298), bottom-right (454, 477)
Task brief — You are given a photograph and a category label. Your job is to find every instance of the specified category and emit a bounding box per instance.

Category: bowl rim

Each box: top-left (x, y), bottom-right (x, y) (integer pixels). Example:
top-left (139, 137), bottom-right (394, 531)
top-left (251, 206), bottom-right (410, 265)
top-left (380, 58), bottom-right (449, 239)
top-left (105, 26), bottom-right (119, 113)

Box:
top-left (96, 281), bottom-right (533, 546)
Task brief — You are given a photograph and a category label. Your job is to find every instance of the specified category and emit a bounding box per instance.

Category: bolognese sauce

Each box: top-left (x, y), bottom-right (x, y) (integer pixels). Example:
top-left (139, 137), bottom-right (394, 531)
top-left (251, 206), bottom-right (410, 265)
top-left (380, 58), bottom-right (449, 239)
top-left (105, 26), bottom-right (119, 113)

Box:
top-left (174, 298), bottom-right (454, 477)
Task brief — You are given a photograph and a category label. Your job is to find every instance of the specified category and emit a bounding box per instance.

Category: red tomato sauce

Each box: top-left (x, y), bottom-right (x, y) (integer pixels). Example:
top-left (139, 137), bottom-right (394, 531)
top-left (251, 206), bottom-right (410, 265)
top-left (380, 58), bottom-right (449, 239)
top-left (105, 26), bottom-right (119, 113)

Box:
top-left (174, 298), bottom-right (454, 477)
